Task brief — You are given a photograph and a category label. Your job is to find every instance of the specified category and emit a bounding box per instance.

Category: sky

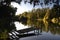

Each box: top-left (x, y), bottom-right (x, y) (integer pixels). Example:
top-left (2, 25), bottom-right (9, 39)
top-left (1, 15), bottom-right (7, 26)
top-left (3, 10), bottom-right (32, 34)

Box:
top-left (14, 22), bottom-right (30, 30)
top-left (11, 1), bottom-right (34, 30)
top-left (11, 1), bottom-right (37, 15)
top-left (11, 1), bottom-right (43, 30)
top-left (11, 0), bottom-right (53, 30)
top-left (11, 1), bottom-right (33, 15)
top-left (11, 0), bottom-right (53, 15)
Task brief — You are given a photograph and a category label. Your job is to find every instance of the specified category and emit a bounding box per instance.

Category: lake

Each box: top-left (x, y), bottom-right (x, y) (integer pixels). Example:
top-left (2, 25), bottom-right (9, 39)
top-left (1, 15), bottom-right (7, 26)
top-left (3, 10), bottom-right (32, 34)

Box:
top-left (14, 19), bottom-right (60, 40)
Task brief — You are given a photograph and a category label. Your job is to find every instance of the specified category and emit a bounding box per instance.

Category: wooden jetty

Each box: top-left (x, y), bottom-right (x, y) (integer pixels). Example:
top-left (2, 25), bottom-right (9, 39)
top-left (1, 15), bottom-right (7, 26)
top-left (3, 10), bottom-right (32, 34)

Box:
top-left (8, 27), bottom-right (42, 40)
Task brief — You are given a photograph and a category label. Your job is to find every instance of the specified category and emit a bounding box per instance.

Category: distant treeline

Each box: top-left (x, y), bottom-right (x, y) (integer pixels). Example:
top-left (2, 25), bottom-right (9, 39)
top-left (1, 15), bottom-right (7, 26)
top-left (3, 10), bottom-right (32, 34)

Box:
top-left (18, 6), bottom-right (60, 25)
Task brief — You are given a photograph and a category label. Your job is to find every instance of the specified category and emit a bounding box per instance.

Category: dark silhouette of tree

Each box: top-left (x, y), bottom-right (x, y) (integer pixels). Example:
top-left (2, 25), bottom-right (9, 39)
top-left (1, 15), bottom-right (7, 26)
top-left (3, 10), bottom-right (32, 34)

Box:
top-left (49, 5), bottom-right (60, 19)
top-left (0, 5), bottom-right (17, 32)
top-left (20, 16), bottom-right (28, 25)
top-left (0, 0), bottom-right (19, 39)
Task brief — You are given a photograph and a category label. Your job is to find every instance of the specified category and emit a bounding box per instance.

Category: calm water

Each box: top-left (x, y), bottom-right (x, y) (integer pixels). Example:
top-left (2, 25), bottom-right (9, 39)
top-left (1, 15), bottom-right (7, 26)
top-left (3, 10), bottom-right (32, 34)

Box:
top-left (19, 32), bottom-right (60, 40)
top-left (16, 19), bottom-right (60, 40)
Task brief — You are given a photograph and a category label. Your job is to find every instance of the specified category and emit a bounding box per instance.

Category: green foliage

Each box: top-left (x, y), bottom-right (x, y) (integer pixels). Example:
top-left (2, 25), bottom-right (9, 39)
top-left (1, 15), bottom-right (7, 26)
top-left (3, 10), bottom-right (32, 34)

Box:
top-left (0, 30), bottom-right (8, 40)
top-left (0, 0), bottom-right (19, 39)
top-left (0, 5), bottom-right (17, 32)
top-left (18, 8), bottom-right (49, 26)
top-left (49, 5), bottom-right (60, 19)
top-left (18, 7), bottom-right (60, 34)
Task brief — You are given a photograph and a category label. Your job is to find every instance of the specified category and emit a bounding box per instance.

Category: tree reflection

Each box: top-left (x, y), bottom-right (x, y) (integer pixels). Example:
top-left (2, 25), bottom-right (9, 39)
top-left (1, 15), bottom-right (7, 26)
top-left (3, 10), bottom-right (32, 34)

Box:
top-left (19, 8), bottom-right (60, 35)
top-left (20, 17), bottom-right (60, 35)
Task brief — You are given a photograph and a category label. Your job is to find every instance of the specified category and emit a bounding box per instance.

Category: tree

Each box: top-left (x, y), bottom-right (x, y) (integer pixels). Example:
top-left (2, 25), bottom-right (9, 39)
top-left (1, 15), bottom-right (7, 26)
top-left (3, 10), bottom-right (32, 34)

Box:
top-left (0, 0), bottom-right (19, 40)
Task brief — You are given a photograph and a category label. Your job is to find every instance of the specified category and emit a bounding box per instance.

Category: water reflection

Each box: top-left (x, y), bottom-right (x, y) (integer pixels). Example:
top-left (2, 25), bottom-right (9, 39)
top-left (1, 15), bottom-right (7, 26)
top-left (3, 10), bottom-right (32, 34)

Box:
top-left (19, 17), bottom-right (60, 35)
top-left (17, 8), bottom-right (60, 40)
top-left (16, 17), bottom-right (60, 40)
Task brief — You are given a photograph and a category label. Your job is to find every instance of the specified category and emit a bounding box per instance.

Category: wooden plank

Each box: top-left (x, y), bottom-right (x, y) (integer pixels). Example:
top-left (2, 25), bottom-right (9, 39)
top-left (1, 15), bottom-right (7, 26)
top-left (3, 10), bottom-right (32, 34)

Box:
top-left (16, 27), bottom-right (37, 33)
top-left (17, 33), bottom-right (36, 38)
